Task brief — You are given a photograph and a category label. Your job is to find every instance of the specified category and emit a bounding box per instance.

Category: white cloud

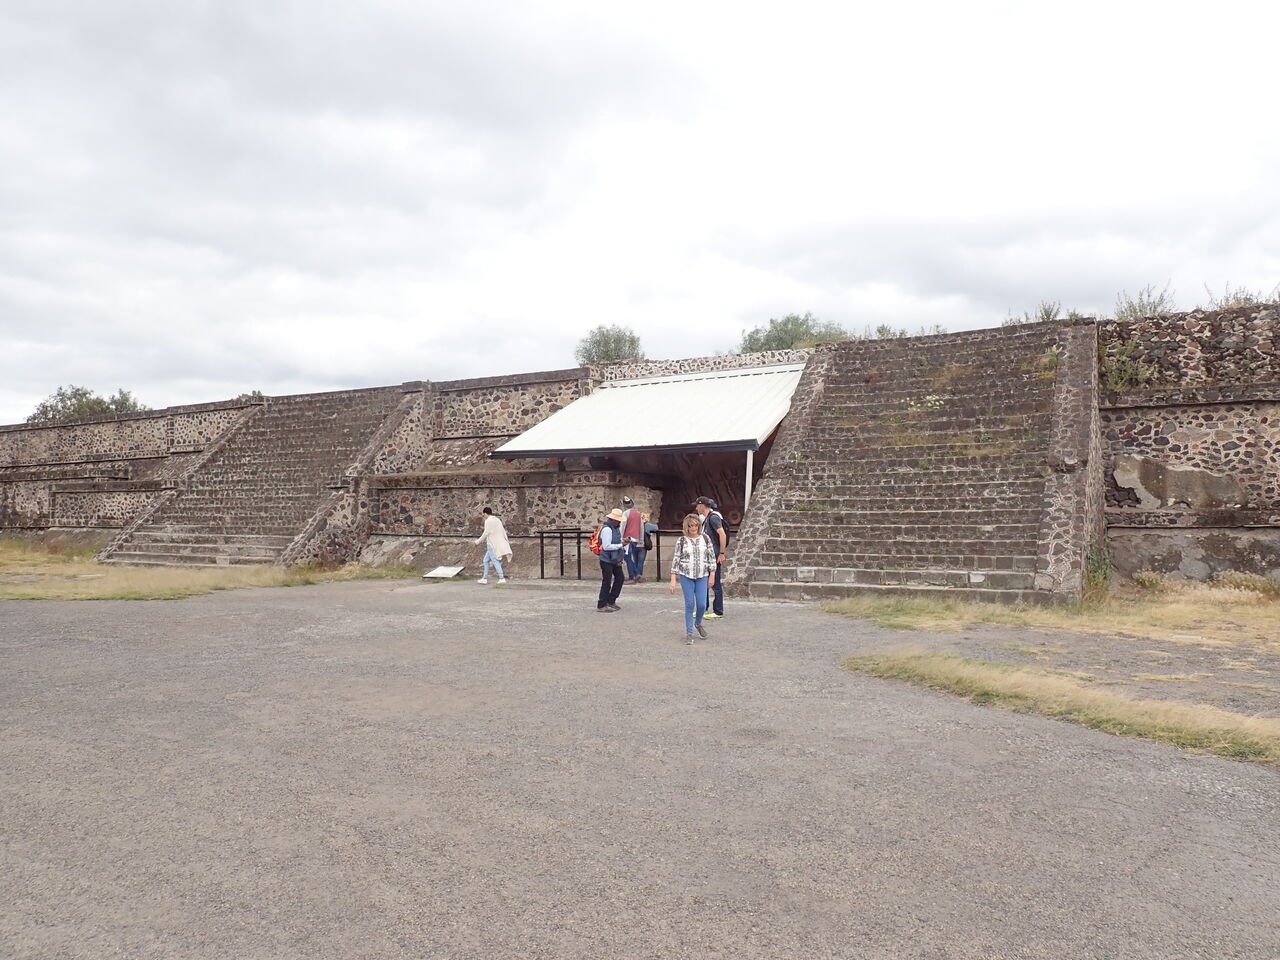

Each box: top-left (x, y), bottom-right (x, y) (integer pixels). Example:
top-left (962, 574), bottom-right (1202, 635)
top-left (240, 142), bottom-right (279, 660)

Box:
top-left (1, 0), bottom-right (1278, 422)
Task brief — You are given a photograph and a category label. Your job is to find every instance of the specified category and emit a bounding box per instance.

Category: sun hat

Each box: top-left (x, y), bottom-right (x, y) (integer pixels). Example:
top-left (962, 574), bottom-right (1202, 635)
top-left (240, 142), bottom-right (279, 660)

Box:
top-left (607, 508), bottom-right (625, 521)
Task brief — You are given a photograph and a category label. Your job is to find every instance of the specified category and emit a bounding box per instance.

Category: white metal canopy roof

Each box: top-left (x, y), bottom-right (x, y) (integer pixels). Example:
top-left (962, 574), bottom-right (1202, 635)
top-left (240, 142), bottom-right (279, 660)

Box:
top-left (491, 363), bottom-right (806, 459)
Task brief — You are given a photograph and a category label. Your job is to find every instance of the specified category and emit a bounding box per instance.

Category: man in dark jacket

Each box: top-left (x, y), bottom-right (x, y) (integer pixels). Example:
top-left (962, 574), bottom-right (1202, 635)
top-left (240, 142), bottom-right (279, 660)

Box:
top-left (597, 508), bottom-right (627, 612)
top-left (694, 496), bottom-right (728, 618)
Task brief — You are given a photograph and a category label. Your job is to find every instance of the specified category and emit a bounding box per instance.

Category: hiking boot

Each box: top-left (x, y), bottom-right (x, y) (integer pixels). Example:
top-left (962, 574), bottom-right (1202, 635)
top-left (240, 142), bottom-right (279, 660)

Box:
top-left (695, 623), bottom-right (707, 639)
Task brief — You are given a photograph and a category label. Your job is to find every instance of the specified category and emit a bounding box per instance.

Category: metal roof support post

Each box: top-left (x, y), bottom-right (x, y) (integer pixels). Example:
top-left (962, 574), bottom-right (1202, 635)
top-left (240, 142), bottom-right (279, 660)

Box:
top-left (744, 448), bottom-right (754, 514)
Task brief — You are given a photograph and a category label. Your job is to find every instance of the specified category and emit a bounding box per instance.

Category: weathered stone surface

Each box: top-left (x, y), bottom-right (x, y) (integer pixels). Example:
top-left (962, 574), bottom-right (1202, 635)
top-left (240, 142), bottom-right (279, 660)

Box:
top-left (1112, 455), bottom-right (1247, 510)
top-left (1109, 527), bottom-right (1280, 582)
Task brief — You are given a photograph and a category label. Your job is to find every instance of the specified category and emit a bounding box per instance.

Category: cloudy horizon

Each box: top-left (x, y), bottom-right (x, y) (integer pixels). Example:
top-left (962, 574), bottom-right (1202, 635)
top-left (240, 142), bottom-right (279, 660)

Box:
top-left (2, 0), bottom-right (1278, 424)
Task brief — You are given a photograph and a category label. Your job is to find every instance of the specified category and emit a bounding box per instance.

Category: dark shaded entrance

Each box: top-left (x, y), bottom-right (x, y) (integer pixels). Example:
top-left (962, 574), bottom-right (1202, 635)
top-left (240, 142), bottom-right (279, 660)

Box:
top-left (593, 432), bottom-right (776, 530)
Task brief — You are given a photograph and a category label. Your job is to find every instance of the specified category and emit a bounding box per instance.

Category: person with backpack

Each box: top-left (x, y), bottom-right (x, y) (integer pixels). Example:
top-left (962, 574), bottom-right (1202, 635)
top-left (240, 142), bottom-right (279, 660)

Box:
top-left (635, 513), bottom-right (659, 580)
top-left (693, 496), bottom-right (729, 618)
top-left (593, 507), bottom-right (627, 612)
top-left (621, 496), bottom-right (644, 583)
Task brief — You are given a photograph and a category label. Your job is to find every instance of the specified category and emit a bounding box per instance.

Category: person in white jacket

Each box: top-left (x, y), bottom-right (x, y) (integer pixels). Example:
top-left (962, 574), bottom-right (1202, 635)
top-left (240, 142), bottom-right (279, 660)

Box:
top-left (475, 506), bottom-right (512, 584)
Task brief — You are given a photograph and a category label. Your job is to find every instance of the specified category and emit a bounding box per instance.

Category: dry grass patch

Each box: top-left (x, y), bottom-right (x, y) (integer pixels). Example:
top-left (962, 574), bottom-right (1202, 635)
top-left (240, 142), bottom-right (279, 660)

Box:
top-left (823, 585), bottom-right (1280, 649)
top-left (843, 650), bottom-right (1280, 765)
top-left (0, 539), bottom-right (418, 600)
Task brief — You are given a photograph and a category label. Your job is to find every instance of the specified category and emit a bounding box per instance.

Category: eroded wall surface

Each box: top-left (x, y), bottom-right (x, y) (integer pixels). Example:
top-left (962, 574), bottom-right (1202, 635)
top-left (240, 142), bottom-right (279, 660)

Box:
top-left (1100, 304), bottom-right (1280, 581)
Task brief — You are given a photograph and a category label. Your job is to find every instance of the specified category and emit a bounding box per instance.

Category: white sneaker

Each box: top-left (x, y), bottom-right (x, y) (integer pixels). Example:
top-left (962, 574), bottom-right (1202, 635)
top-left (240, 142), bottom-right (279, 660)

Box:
top-left (477, 578), bottom-right (488, 584)
top-left (497, 578), bottom-right (507, 584)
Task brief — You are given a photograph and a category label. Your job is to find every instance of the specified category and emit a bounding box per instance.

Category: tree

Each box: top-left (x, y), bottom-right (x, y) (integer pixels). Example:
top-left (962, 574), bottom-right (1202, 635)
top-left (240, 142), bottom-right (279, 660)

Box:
top-left (739, 312), bottom-right (850, 352)
top-left (575, 325), bottom-right (643, 365)
top-left (25, 385), bottom-right (150, 424)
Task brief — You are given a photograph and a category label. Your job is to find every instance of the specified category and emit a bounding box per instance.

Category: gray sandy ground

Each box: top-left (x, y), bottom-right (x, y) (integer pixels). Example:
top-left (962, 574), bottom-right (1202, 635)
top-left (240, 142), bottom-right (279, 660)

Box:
top-left (2, 580), bottom-right (1278, 960)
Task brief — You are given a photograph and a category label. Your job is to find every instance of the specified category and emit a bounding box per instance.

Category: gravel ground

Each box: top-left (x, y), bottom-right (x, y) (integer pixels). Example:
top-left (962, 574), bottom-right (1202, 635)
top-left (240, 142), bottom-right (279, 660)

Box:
top-left (2, 579), bottom-right (1278, 960)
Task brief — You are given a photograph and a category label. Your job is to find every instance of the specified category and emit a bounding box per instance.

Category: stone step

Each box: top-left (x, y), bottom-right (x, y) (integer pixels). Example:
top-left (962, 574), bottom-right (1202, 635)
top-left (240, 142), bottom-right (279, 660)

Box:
top-left (112, 539), bottom-right (285, 558)
top-left (804, 421), bottom-right (1050, 439)
top-left (739, 580), bottom-right (1050, 605)
top-left (766, 522), bottom-right (1042, 540)
top-left (751, 565), bottom-right (1036, 590)
top-left (141, 520), bottom-right (304, 537)
top-left (755, 551), bottom-right (1039, 571)
top-left (131, 530), bottom-right (297, 545)
top-left (102, 550), bottom-right (275, 566)
top-left (756, 543), bottom-right (1038, 562)
top-left (775, 507), bottom-right (1043, 522)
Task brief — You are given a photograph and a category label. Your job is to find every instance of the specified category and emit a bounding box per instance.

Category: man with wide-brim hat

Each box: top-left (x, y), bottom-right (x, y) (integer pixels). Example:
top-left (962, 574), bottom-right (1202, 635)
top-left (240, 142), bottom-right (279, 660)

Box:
top-left (596, 507), bottom-right (627, 612)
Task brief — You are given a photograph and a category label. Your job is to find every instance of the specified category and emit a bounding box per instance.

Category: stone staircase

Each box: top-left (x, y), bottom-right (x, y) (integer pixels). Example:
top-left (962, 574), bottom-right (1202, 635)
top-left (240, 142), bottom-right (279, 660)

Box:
top-left (103, 388), bottom-right (402, 566)
top-left (738, 325), bottom-right (1070, 603)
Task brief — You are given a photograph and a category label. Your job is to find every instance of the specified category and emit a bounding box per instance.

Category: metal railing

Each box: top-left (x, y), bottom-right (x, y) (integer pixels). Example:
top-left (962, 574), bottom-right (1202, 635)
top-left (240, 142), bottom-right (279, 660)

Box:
top-left (536, 528), bottom-right (675, 580)
top-left (537, 528), bottom-right (587, 580)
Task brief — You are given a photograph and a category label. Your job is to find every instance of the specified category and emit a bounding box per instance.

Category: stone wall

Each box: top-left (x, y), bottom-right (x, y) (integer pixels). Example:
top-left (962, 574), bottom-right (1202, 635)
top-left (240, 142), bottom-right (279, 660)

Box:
top-left (369, 472), bottom-right (659, 538)
top-left (0, 401), bottom-right (257, 530)
top-left (286, 369), bottom-right (643, 567)
top-left (1033, 322), bottom-right (1103, 596)
top-left (432, 370), bottom-right (584, 439)
top-left (1099, 303), bottom-right (1280, 388)
top-left (590, 349), bottom-right (809, 386)
top-left (1100, 304), bottom-right (1280, 581)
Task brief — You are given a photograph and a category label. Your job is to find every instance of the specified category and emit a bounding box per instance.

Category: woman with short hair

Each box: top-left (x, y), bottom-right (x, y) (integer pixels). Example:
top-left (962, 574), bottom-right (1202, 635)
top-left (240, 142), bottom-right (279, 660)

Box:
top-left (669, 513), bottom-right (716, 644)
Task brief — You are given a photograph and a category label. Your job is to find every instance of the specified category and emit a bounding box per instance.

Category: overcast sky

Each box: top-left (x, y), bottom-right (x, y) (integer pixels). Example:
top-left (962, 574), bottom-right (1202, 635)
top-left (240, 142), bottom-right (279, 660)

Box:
top-left (2, 1), bottom-right (1278, 424)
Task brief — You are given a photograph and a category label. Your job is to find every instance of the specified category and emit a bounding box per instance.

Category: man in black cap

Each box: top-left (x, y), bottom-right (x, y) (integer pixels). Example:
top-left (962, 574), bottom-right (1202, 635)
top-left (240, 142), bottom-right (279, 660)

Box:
top-left (693, 496), bottom-right (728, 618)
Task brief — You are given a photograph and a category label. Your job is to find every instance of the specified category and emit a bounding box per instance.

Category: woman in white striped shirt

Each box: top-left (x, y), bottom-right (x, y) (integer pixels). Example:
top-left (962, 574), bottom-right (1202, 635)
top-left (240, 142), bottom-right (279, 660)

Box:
top-left (669, 513), bottom-right (717, 644)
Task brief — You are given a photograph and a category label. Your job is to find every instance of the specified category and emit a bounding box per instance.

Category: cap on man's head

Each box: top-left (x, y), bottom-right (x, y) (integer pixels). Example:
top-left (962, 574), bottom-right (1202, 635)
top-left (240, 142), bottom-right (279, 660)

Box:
top-left (693, 496), bottom-right (713, 507)
top-left (621, 496), bottom-right (634, 506)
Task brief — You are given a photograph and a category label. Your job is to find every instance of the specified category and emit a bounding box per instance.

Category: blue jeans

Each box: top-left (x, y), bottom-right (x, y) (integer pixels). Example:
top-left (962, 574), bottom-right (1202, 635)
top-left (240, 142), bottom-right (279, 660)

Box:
top-left (481, 545), bottom-right (504, 580)
top-left (624, 543), bottom-right (642, 579)
top-left (635, 548), bottom-right (649, 578)
top-left (678, 575), bottom-right (708, 635)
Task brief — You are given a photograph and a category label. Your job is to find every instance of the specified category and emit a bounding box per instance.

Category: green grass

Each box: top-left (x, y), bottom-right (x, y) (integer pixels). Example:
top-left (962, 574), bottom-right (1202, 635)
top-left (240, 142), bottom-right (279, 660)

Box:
top-left (823, 586), bottom-right (1280, 648)
top-left (0, 539), bottom-right (419, 600)
top-left (843, 650), bottom-right (1280, 765)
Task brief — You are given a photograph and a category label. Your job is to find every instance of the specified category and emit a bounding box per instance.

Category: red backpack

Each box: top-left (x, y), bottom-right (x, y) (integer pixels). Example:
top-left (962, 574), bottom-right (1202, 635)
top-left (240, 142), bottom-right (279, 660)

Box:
top-left (588, 525), bottom-right (604, 556)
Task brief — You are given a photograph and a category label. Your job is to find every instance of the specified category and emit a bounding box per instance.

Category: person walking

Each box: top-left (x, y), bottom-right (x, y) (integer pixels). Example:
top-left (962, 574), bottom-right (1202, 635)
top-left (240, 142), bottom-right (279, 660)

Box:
top-left (669, 512), bottom-right (716, 644)
top-left (597, 507), bottom-right (627, 612)
top-left (694, 497), bottom-right (729, 618)
top-left (474, 506), bottom-right (512, 584)
top-left (635, 512), bottom-right (659, 580)
top-left (621, 496), bottom-right (644, 583)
